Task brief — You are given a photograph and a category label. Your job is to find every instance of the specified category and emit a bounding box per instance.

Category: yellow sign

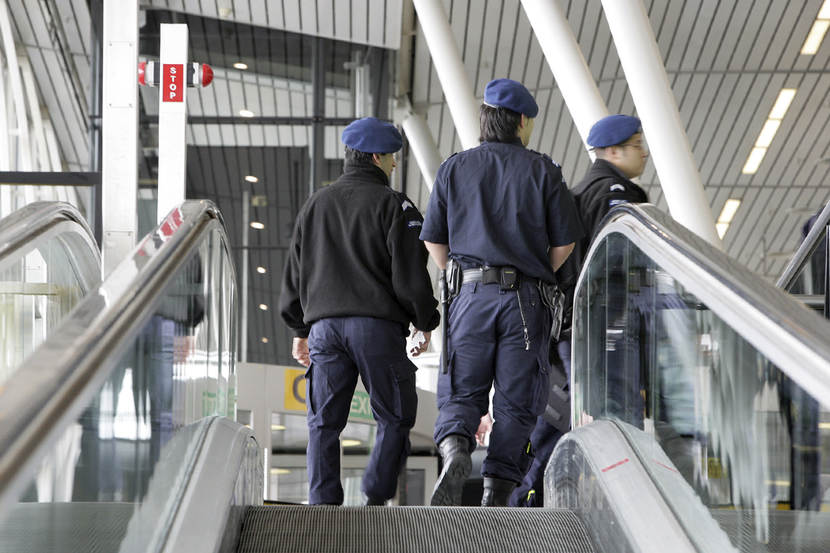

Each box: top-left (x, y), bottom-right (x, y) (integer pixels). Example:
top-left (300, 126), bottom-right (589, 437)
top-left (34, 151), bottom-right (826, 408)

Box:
top-left (284, 368), bottom-right (307, 411)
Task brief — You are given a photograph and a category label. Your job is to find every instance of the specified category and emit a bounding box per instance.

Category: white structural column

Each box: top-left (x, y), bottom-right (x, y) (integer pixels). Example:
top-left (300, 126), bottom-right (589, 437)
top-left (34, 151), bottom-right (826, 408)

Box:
top-left (0, 0), bottom-right (31, 171)
top-left (102, 0), bottom-right (139, 276)
top-left (156, 24), bottom-right (189, 222)
top-left (400, 103), bottom-right (443, 190)
top-left (411, 0), bottom-right (479, 151)
top-left (601, 0), bottom-right (721, 247)
top-left (521, 0), bottom-right (607, 158)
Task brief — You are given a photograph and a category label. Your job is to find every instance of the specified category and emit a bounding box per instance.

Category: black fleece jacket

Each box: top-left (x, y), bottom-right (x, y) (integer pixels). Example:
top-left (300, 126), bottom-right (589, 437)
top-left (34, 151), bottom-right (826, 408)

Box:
top-left (279, 160), bottom-right (440, 338)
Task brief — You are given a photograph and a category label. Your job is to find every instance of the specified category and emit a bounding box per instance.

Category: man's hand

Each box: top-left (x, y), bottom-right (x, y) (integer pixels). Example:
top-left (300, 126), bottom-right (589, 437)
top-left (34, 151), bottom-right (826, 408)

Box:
top-left (475, 413), bottom-right (493, 446)
top-left (292, 337), bottom-right (310, 367)
top-left (408, 329), bottom-right (431, 356)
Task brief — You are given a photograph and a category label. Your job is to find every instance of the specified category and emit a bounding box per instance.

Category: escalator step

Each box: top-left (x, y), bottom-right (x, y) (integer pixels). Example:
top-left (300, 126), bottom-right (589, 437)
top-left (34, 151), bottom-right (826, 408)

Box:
top-left (236, 505), bottom-right (594, 553)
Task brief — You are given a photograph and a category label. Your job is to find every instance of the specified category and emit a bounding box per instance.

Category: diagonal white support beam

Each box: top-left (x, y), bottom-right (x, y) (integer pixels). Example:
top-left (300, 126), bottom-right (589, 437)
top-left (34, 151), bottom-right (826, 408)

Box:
top-left (521, 0), bottom-right (607, 159)
top-left (398, 100), bottom-right (442, 191)
top-left (601, 0), bottom-right (721, 248)
top-left (411, 0), bottom-right (479, 151)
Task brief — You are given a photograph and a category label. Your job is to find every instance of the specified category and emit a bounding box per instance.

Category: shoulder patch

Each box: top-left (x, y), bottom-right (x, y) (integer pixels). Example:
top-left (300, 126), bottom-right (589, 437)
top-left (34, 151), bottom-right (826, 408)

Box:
top-left (401, 199), bottom-right (415, 211)
top-left (610, 183), bottom-right (626, 192)
top-left (609, 199), bottom-right (628, 207)
top-left (407, 220), bottom-right (422, 229)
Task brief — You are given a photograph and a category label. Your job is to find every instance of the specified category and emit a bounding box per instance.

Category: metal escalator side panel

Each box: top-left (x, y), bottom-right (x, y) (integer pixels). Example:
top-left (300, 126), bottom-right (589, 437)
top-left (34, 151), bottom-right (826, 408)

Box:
top-left (548, 420), bottom-right (727, 553)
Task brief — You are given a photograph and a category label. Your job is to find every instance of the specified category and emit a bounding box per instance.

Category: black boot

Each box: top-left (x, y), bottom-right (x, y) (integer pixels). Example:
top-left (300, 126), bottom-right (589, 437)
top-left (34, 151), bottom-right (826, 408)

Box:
top-left (430, 435), bottom-right (472, 506)
top-left (481, 477), bottom-right (516, 507)
top-left (364, 495), bottom-right (386, 506)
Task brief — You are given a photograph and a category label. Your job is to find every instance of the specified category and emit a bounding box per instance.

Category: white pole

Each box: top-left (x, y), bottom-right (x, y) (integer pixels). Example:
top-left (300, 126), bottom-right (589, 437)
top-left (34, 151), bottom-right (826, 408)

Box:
top-left (102, 0), bottom-right (139, 276)
top-left (400, 108), bottom-right (442, 191)
top-left (600, 0), bottom-right (721, 248)
top-left (520, 0), bottom-right (607, 159)
top-left (0, 1), bottom-right (31, 171)
top-left (156, 23), bottom-right (189, 222)
top-left (411, 0), bottom-right (479, 151)
top-left (240, 189), bottom-right (249, 364)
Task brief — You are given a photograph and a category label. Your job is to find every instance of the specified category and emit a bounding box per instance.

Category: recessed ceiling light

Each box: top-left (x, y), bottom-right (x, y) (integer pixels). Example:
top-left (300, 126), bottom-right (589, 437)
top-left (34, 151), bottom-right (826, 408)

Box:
top-left (755, 120), bottom-right (780, 148)
top-left (742, 147), bottom-right (767, 174)
top-left (802, 20), bottom-right (830, 54)
top-left (250, 221), bottom-right (265, 230)
top-left (716, 223), bottom-right (730, 239)
top-left (259, 303), bottom-right (268, 311)
top-left (233, 62), bottom-right (248, 70)
top-left (256, 266), bottom-right (267, 274)
top-left (342, 439), bottom-right (362, 447)
top-left (245, 175), bottom-right (258, 183)
top-left (239, 109), bottom-right (255, 118)
top-left (261, 337), bottom-right (269, 344)
top-left (717, 199), bottom-right (741, 224)
top-left (769, 89), bottom-right (797, 120)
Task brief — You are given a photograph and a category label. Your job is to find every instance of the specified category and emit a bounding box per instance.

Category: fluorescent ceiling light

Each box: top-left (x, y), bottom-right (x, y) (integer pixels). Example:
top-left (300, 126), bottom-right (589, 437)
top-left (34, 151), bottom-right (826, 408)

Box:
top-left (256, 266), bottom-right (267, 274)
top-left (261, 337), bottom-right (269, 344)
top-left (718, 199), bottom-right (741, 224)
top-left (716, 223), bottom-right (730, 239)
top-left (342, 439), bottom-right (362, 447)
top-left (239, 109), bottom-right (255, 118)
top-left (250, 221), bottom-right (265, 230)
top-left (769, 89), bottom-right (797, 120)
top-left (269, 468), bottom-right (291, 475)
top-left (245, 175), bottom-right (258, 183)
top-left (259, 303), bottom-right (268, 311)
top-left (801, 20), bottom-right (830, 54)
top-left (755, 120), bottom-right (780, 148)
top-left (271, 424), bottom-right (286, 431)
top-left (233, 62), bottom-right (248, 70)
top-left (742, 147), bottom-right (766, 174)
top-left (819, 0), bottom-right (830, 20)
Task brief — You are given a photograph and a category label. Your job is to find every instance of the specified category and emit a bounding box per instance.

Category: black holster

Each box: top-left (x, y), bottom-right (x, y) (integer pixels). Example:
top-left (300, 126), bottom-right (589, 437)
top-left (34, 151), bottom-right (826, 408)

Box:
top-left (440, 259), bottom-right (461, 374)
top-left (538, 280), bottom-right (565, 343)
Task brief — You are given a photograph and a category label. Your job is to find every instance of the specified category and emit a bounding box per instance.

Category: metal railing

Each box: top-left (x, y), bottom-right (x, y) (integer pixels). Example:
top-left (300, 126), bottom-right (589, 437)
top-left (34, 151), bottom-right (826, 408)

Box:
top-left (0, 200), bottom-right (234, 517)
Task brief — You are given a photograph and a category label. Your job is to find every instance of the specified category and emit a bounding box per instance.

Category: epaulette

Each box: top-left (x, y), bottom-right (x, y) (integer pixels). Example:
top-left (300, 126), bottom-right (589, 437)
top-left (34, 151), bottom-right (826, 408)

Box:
top-left (529, 149), bottom-right (561, 168)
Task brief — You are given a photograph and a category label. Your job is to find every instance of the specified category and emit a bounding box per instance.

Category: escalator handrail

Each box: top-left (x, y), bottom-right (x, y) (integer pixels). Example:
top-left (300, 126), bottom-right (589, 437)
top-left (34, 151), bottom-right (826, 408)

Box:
top-left (0, 200), bottom-right (99, 265)
top-left (577, 203), bottom-right (830, 408)
top-left (776, 201), bottom-right (830, 290)
top-left (0, 200), bottom-right (233, 516)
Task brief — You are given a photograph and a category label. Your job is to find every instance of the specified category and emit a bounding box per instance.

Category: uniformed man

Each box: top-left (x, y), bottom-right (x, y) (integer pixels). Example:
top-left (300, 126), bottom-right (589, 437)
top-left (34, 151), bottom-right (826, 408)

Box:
top-left (572, 114), bottom-right (650, 428)
top-left (572, 114), bottom-right (649, 254)
top-left (420, 78), bottom-right (582, 506)
top-left (279, 117), bottom-right (440, 506)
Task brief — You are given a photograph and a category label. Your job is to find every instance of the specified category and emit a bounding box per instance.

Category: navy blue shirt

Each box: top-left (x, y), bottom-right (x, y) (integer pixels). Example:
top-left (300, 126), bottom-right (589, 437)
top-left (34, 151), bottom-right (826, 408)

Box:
top-left (420, 138), bottom-right (582, 283)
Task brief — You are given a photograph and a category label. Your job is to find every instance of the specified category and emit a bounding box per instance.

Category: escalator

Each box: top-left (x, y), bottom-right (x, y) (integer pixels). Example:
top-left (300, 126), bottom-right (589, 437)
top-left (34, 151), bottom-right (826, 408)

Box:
top-left (2, 200), bottom-right (830, 552)
top-left (558, 204), bottom-right (830, 552)
top-left (0, 201), bottom-right (99, 384)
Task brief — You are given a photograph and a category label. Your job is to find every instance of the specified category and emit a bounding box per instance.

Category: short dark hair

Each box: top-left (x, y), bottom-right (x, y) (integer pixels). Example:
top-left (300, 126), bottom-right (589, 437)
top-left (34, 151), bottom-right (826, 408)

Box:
top-left (344, 146), bottom-right (375, 166)
top-left (479, 104), bottom-right (522, 143)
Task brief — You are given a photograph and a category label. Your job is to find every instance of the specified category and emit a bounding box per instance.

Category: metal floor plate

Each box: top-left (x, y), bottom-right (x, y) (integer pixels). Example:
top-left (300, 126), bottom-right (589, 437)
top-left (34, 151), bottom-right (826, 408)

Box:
top-left (0, 502), bottom-right (135, 553)
top-left (236, 506), bottom-right (594, 553)
top-left (711, 509), bottom-right (830, 553)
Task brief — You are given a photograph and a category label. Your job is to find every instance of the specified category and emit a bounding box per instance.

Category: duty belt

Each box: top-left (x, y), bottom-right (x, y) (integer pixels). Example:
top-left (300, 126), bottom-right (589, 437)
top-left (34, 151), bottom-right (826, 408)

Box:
top-left (461, 267), bottom-right (538, 287)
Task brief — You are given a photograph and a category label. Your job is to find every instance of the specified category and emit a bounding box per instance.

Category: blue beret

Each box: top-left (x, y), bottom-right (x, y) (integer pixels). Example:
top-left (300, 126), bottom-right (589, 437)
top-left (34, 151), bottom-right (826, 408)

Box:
top-left (483, 78), bottom-right (538, 118)
top-left (341, 117), bottom-right (402, 153)
top-left (586, 114), bottom-right (642, 148)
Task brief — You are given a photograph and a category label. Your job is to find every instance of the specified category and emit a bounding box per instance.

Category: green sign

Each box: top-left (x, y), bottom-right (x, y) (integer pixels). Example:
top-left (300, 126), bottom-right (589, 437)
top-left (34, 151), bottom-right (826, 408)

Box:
top-left (349, 390), bottom-right (373, 421)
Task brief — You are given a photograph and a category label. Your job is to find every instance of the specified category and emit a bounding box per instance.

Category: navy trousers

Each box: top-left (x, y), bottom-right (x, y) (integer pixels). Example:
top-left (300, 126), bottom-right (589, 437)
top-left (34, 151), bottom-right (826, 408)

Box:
top-left (435, 280), bottom-right (550, 484)
top-left (306, 317), bottom-right (417, 505)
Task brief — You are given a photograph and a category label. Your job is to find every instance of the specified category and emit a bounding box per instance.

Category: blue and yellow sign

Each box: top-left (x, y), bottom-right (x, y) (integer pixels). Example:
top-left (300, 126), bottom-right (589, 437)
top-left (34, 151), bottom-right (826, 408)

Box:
top-left (284, 367), bottom-right (374, 422)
